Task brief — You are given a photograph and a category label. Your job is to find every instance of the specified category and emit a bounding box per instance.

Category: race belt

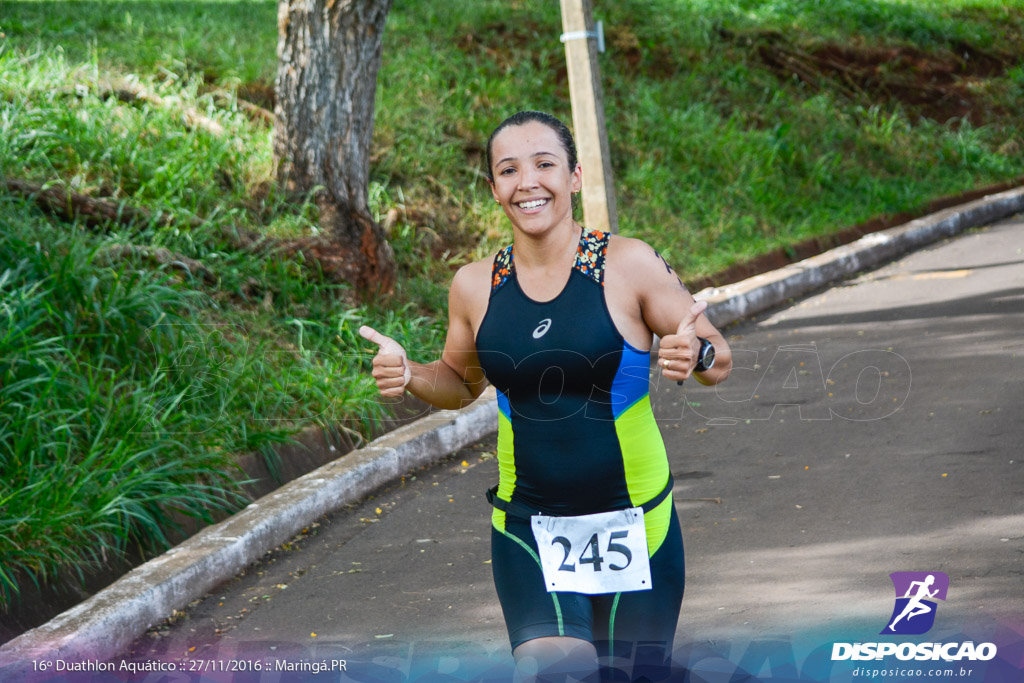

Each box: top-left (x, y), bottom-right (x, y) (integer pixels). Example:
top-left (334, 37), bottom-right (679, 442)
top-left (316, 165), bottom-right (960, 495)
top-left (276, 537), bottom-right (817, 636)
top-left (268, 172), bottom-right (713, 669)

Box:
top-left (486, 476), bottom-right (673, 594)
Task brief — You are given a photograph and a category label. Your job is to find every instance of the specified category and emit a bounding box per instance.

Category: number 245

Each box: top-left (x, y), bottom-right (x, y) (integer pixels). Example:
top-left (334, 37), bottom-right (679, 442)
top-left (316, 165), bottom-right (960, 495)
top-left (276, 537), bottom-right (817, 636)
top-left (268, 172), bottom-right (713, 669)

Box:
top-left (551, 531), bottom-right (632, 572)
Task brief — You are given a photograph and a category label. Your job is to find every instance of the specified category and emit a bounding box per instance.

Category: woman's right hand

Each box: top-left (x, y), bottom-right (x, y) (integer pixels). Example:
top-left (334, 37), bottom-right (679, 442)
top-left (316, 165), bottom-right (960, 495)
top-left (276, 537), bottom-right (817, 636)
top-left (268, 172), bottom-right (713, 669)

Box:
top-left (359, 325), bottom-right (412, 397)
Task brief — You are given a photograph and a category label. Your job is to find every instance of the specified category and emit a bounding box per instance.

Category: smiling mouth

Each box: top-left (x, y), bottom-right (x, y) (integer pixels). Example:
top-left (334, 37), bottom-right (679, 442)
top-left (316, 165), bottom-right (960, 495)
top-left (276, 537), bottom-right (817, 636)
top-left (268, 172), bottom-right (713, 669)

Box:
top-left (516, 199), bottom-right (549, 210)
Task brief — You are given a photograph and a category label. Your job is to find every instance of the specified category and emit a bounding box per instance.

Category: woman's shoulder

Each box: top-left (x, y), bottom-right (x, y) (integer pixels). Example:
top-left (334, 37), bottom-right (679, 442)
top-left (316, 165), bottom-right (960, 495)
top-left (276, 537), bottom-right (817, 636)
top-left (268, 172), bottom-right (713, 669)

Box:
top-left (605, 233), bottom-right (663, 268)
top-left (604, 233), bottom-right (686, 295)
top-left (450, 253), bottom-right (498, 303)
top-left (452, 256), bottom-right (493, 286)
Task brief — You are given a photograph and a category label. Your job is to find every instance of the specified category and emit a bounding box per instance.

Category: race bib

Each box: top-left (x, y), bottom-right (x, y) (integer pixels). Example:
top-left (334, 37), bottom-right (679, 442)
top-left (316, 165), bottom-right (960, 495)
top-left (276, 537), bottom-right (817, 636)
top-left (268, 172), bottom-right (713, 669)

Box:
top-left (531, 507), bottom-right (651, 594)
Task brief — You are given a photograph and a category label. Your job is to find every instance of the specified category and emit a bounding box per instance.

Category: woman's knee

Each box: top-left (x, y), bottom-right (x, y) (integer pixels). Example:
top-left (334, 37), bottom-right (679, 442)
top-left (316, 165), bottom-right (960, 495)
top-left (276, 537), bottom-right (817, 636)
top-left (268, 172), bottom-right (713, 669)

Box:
top-left (513, 636), bottom-right (598, 683)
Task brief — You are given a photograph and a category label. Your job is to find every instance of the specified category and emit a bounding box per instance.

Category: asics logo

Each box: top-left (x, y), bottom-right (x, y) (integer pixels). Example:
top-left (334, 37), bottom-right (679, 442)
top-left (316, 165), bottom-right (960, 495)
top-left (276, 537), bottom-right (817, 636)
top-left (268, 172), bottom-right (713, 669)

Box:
top-left (532, 318), bottom-right (553, 339)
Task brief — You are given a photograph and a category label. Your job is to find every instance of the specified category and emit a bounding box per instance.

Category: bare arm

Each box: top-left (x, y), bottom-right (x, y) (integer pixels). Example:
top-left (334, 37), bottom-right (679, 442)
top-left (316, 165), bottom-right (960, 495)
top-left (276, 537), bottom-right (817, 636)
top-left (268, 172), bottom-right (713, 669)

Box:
top-left (360, 263), bottom-right (489, 410)
top-left (616, 238), bottom-right (732, 385)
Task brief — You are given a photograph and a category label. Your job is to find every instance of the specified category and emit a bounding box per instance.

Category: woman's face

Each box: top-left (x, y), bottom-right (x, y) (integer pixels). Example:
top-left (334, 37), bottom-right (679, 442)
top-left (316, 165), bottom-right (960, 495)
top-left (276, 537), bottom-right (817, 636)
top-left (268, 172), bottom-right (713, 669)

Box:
top-left (488, 120), bottom-right (582, 237)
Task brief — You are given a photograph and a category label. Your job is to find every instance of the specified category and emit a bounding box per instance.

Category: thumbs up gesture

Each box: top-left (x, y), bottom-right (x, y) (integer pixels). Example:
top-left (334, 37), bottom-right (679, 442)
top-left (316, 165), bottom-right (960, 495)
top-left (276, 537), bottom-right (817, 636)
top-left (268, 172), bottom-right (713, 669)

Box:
top-left (359, 325), bottom-right (412, 397)
top-left (657, 300), bottom-right (708, 382)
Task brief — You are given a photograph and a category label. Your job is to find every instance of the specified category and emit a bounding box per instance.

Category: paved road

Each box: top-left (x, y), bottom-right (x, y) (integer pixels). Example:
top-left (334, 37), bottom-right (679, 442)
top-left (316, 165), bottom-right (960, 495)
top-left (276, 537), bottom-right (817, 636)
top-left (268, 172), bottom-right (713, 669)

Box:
top-left (121, 217), bottom-right (1024, 681)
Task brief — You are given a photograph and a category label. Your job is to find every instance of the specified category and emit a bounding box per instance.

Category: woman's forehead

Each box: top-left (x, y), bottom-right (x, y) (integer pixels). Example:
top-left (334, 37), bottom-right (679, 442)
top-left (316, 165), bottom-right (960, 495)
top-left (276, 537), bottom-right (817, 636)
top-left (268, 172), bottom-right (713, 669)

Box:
top-left (491, 121), bottom-right (566, 161)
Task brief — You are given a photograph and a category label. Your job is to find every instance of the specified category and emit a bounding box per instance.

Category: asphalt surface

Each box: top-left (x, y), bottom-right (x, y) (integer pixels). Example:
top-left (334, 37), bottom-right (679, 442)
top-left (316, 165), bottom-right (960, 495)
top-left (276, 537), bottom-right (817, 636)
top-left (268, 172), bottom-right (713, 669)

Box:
top-left (118, 217), bottom-right (1024, 681)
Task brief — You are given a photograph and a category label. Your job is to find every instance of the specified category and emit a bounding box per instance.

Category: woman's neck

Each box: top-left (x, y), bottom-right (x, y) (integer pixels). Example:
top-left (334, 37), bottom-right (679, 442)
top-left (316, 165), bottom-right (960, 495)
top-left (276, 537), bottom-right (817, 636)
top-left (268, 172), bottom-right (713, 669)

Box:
top-left (513, 220), bottom-right (582, 271)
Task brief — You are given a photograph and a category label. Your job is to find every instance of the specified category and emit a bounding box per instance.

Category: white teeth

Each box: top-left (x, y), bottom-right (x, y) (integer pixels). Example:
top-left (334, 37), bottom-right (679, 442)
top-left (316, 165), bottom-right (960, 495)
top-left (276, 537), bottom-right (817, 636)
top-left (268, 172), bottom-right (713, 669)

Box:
top-left (518, 199), bottom-right (548, 209)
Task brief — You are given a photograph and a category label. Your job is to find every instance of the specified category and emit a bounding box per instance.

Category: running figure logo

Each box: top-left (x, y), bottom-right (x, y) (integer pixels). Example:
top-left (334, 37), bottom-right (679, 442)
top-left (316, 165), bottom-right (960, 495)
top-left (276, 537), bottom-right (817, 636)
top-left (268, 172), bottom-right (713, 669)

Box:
top-left (881, 571), bottom-right (949, 635)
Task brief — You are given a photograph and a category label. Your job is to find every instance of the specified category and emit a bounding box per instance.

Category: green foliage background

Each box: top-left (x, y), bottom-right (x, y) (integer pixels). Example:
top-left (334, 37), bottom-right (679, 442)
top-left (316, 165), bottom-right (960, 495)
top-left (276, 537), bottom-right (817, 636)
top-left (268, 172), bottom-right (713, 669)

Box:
top-left (1, 0), bottom-right (1022, 610)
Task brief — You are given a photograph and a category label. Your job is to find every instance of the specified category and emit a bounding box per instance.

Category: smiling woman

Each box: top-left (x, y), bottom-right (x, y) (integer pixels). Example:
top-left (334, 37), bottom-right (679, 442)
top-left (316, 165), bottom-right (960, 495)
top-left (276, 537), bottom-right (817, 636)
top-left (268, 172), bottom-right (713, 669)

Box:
top-left (360, 111), bottom-right (732, 682)
top-left (486, 111), bottom-right (581, 235)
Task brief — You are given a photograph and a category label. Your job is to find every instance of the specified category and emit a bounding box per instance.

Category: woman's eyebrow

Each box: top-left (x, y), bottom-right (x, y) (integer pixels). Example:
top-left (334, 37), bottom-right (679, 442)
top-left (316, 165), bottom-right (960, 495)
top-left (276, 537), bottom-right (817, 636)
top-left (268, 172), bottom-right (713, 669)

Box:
top-left (496, 151), bottom-right (557, 165)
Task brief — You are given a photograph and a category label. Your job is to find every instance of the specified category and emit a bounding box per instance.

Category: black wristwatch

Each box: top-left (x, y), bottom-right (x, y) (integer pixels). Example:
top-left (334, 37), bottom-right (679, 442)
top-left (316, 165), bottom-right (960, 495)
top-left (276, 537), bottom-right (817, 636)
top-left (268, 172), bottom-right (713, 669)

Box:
top-left (694, 337), bottom-right (716, 373)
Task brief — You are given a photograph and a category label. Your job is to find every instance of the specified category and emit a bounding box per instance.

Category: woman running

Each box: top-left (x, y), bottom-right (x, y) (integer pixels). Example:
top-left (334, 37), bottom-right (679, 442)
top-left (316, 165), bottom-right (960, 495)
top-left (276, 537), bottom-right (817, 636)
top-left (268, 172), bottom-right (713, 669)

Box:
top-left (361, 111), bottom-right (732, 682)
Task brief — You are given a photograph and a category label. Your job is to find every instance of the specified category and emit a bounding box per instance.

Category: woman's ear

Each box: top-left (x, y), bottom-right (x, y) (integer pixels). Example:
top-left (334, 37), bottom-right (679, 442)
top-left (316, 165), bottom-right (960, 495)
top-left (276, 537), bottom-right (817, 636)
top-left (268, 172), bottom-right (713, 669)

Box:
top-left (487, 178), bottom-right (499, 204)
top-left (571, 163), bottom-right (583, 193)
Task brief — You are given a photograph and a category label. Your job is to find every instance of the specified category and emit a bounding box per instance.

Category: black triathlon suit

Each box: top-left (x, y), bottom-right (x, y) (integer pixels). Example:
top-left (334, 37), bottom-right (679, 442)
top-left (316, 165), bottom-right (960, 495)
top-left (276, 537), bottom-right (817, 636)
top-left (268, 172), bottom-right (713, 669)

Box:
top-left (475, 228), bottom-right (685, 674)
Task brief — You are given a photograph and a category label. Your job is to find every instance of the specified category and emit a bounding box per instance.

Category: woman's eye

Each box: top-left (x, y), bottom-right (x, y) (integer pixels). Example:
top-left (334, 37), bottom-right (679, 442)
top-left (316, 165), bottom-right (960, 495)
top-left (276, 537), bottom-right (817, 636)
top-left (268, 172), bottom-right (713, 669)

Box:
top-left (500, 167), bottom-right (516, 175)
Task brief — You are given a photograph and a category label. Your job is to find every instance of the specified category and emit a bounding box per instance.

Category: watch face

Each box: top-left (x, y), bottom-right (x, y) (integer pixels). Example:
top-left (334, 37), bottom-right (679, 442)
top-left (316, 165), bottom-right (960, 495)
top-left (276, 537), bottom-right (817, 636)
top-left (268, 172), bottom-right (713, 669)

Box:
top-left (699, 339), bottom-right (715, 371)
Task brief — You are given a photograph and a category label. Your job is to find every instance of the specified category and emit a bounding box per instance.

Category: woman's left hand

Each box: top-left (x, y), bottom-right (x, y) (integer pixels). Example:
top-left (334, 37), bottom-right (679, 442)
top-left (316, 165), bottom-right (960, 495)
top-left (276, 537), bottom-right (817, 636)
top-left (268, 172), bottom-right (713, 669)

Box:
top-left (657, 300), bottom-right (707, 381)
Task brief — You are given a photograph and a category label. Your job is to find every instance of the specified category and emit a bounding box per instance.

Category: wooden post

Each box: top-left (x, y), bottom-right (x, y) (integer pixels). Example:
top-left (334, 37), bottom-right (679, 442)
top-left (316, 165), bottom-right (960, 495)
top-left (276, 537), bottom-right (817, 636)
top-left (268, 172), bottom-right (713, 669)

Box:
top-left (560, 0), bottom-right (618, 233)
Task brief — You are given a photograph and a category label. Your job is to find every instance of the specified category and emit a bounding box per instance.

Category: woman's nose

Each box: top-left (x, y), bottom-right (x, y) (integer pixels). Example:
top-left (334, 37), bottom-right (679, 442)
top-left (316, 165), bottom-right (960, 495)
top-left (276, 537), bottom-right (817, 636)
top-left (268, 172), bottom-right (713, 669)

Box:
top-left (517, 167), bottom-right (540, 190)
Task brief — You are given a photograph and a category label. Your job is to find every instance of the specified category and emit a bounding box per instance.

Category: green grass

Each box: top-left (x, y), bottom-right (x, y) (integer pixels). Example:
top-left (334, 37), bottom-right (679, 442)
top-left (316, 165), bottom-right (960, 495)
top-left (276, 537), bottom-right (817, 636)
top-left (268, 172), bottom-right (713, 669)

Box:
top-left (1, 0), bottom-right (1023, 610)
top-left (0, 49), bottom-right (447, 608)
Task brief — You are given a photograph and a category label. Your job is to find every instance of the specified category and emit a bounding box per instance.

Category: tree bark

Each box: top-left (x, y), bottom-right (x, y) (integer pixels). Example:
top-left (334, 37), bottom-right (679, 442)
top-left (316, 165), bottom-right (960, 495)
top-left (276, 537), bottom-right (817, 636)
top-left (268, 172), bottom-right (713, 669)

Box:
top-left (275, 0), bottom-right (396, 294)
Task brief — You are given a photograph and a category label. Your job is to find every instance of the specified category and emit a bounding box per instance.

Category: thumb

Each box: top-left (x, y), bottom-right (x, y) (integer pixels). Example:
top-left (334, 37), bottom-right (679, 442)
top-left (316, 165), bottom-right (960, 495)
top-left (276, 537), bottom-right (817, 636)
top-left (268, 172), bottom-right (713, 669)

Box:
top-left (675, 300), bottom-right (708, 336)
top-left (358, 325), bottom-right (406, 357)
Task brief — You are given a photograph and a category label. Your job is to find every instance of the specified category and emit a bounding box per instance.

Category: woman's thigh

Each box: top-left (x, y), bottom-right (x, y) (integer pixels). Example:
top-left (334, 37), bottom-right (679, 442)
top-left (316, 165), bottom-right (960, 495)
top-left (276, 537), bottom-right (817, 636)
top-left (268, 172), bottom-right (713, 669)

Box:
top-left (591, 507), bottom-right (685, 679)
top-left (492, 521), bottom-right (597, 648)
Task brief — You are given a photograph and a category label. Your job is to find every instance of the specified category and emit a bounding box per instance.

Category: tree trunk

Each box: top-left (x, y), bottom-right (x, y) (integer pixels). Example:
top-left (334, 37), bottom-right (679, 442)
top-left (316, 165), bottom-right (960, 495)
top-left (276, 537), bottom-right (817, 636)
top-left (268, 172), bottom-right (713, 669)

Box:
top-left (275, 0), bottom-right (396, 294)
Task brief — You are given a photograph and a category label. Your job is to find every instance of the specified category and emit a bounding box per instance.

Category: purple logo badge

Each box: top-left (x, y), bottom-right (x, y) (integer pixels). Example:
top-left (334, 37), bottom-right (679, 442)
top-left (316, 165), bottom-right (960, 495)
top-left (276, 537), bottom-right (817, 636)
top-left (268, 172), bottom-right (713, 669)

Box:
top-left (881, 571), bottom-right (949, 635)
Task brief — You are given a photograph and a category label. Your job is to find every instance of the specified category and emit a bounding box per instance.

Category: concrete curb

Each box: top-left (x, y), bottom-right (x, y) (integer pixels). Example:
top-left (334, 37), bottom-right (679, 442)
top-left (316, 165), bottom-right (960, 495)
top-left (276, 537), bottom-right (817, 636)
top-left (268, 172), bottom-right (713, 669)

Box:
top-left (0, 395), bottom-right (498, 677)
top-left (1, 186), bottom-right (1022, 676)
top-left (696, 186), bottom-right (1024, 329)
